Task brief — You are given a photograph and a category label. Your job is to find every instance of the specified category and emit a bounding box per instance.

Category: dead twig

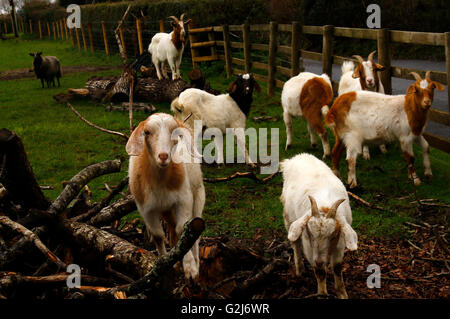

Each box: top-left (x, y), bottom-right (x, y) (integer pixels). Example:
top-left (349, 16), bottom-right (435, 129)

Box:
top-left (204, 171), bottom-right (279, 184)
top-left (347, 191), bottom-right (389, 212)
top-left (66, 102), bottom-right (129, 140)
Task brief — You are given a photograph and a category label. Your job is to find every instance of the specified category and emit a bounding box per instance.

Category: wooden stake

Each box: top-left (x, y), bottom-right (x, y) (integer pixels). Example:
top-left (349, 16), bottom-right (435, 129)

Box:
top-left (70, 28), bottom-right (75, 47)
top-left (29, 20), bottom-right (32, 34)
top-left (52, 22), bottom-right (56, 40)
top-left (291, 21), bottom-right (301, 76)
top-left (377, 28), bottom-right (392, 94)
top-left (38, 20), bottom-right (42, 39)
top-left (445, 32), bottom-right (450, 113)
top-left (64, 19), bottom-right (69, 40)
top-left (159, 19), bottom-right (165, 32)
top-left (242, 23), bottom-right (251, 73)
top-left (81, 24), bottom-right (87, 51)
top-left (88, 23), bottom-right (94, 53)
top-left (75, 27), bottom-right (81, 50)
top-left (268, 21), bottom-right (278, 96)
top-left (322, 25), bottom-right (334, 79)
top-left (119, 22), bottom-right (127, 60)
top-left (102, 21), bottom-right (110, 56)
top-left (136, 18), bottom-right (143, 55)
top-left (222, 24), bottom-right (232, 78)
top-left (47, 21), bottom-right (50, 37)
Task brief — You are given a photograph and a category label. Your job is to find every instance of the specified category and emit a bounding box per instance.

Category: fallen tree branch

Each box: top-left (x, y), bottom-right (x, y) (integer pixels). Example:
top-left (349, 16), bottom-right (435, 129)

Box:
top-left (66, 102), bottom-right (129, 140)
top-left (48, 159), bottom-right (122, 217)
top-left (347, 191), bottom-right (388, 212)
top-left (88, 196), bottom-right (137, 227)
top-left (0, 216), bottom-right (67, 269)
top-left (114, 5), bottom-right (131, 63)
top-left (203, 171), bottom-right (279, 184)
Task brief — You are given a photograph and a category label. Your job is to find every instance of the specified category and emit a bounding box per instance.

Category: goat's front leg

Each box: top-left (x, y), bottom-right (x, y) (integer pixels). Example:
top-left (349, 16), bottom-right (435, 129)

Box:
top-left (362, 145), bottom-right (371, 160)
top-left (143, 211), bottom-right (167, 256)
top-left (175, 199), bottom-right (199, 280)
top-left (153, 60), bottom-right (163, 80)
top-left (161, 61), bottom-right (169, 79)
top-left (331, 137), bottom-right (345, 178)
top-left (307, 123), bottom-right (318, 149)
top-left (168, 59), bottom-right (177, 81)
top-left (400, 138), bottom-right (421, 186)
top-left (415, 135), bottom-right (432, 179)
top-left (175, 54), bottom-right (183, 79)
top-left (313, 263), bottom-right (328, 296)
top-left (235, 128), bottom-right (256, 167)
top-left (332, 262), bottom-right (348, 299)
top-left (291, 240), bottom-right (305, 277)
top-left (346, 145), bottom-right (360, 189)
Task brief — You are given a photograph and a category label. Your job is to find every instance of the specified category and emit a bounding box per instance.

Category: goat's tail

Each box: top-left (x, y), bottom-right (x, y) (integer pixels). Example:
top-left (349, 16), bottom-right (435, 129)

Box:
top-left (341, 61), bottom-right (355, 75)
top-left (321, 105), bottom-right (329, 117)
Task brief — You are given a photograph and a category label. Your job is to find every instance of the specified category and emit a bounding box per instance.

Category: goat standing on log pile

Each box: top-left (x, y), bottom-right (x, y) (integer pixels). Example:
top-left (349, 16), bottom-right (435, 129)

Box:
top-left (325, 71), bottom-right (444, 188)
top-left (280, 153), bottom-right (358, 299)
top-left (29, 52), bottom-right (61, 88)
top-left (126, 113), bottom-right (205, 280)
top-left (338, 51), bottom-right (387, 160)
top-left (171, 73), bottom-right (261, 167)
top-left (281, 72), bottom-right (333, 158)
top-left (148, 14), bottom-right (191, 80)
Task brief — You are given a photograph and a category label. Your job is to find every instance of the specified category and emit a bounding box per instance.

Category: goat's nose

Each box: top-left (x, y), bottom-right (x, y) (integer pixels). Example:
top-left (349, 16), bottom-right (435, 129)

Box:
top-left (158, 153), bottom-right (169, 162)
top-left (424, 99), bottom-right (431, 106)
top-left (367, 78), bottom-right (373, 84)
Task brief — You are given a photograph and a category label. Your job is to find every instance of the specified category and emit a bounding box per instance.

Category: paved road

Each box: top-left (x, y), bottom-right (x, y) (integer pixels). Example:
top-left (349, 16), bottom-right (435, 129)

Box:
top-left (302, 59), bottom-right (449, 139)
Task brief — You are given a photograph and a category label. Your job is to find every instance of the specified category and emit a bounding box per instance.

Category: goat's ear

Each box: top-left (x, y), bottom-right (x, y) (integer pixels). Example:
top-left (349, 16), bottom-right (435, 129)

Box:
top-left (352, 66), bottom-right (361, 79)
top-left (184, 19), bottom-right (191, 25)
top-left (431, 81), bottom-right (445, 91)
top-left (407, 84), bottom-right (417, 94)
top-left (227, 80), bottom-right (237, 94)
top-left (287, 214), bottom-right (310, 242)
top-left (374, 63), bottom-right (385, 71)
top-left (341, 222), bottom-right (358, 251)
top-left (29, 53), bottom-right (34, 57)
top-left (126, 121), bottom-right (146, 156)
top-left (37, 52), bottom-right (42, 56)
top-left (171, 21), bottom-right (177, 28)
top-left (254, 80), bottom-right (261, 93)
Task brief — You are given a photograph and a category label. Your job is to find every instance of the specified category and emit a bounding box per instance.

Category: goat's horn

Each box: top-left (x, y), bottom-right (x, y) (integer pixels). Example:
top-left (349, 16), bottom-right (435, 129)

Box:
top-left (180, 13), bottom-right (186, 21)
top-left (308, 196), bottom-right (320, 218)
top-left (168, 16), bottom-right (179, 22)
top-left (367, 50), bottom-right (376, 62)
top-left (327, 198), bottom-right (346, 219)
top-left (183, 112), bottom-right (193, 123)
top-left (410, 72), bottom-right (422, 81)
top-left (352, 55), bottom-right (364, 64)
top-left (425, 70), bottom-right (431, 80)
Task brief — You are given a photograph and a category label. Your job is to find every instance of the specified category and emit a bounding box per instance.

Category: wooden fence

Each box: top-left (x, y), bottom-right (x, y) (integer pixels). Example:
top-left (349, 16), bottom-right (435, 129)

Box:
top-left (188, 22), bottom-right (450, 153)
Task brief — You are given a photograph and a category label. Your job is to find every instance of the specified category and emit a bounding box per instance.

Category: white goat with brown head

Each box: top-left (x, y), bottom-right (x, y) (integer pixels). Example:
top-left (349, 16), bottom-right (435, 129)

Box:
top-left (148, 13), bottom-right (191, 80)
top-left (126, 113), bottom-right (205, 280)
top-left (338, 50), bottom-right (387, 160)
top-left (280, 153), bottom-right (358, 299)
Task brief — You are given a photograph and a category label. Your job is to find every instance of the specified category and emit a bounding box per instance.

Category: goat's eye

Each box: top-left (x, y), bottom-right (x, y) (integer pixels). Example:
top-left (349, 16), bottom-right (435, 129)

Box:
top-left (144, 130), bottom-right (150, 136)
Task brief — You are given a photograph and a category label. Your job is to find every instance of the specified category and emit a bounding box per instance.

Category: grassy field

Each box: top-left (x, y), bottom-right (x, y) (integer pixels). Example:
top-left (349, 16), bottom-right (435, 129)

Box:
top-left (1, 36), bottom-right (449, 241)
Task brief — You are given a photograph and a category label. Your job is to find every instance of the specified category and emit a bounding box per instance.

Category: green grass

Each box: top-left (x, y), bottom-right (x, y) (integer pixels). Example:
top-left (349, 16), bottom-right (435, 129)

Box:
top-left (1, 35), bottom-right (449, 242)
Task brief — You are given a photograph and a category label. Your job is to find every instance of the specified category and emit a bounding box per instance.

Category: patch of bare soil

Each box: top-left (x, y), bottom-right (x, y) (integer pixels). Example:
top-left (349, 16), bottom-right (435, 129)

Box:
top-left (0, 65), bottom-right (122, 81)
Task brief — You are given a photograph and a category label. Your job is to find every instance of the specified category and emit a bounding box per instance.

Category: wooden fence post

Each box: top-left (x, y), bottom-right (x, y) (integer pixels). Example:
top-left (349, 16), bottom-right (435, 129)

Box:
top-left (136, 18), bottom-right (143, 55)
top-left (291, 21), bottom-right (301, 76)
top-left (223, 24), bottom-right (232, 78)
top-left (444, 32), bottom-right (450, 113)
top-left (378, 28), bottom-right (392, 94)
top-left (52, 22), bottom-right (56, 40)
top-left (322, 25), bottom-right (334, 79)
top-left (60, 20), bottom-right (65, 40)
top-left (56, 20), bottom-right (61, 39)
top-left (3, 21), bottom-right (7, 34)
top-left (101, 21), bottom-right (110, 55)
top-left (47, 21), bottom-right (50, 37)
top-left (119, 21), bottom-right (127, 59)
top-left (88, 23), bottom-right (94, 53)
top-left (64, 19), bottom-right (69, 40)
top-left (75, 27), bottom-right (81, 50)
top-left (38, 20), bottom-right (42, 39)
top-left (70, 28), bottom-right (75, 47)
top-left (159, 20), bottom-right (165, 32)
top-left (268, 21), bottom-right (278, 96)
top-left (188, 24), bottom-right (198, 68)
top-left (29, 20), bottom-right (32, 34)
top-left (80, 24), bottom-right (87, 51)
top-left (242, 23), bottom-right (251, 73)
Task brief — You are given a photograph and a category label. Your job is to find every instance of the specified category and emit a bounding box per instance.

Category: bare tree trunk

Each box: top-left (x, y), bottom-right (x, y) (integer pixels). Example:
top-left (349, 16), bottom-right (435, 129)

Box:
top-left (9, 0), bottom-right (18, 38)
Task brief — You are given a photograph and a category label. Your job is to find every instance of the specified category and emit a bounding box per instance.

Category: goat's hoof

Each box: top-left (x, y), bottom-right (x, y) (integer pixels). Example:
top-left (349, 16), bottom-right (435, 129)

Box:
top-left (285, 144), bottom-right (291, 151)
top-left (363, 153), bottom-right (371, 160)
top-left (247, 162), bottom-right (257, 169)
top-left (424, 171), bottom-right (433, 180)
top-left (413, 178), bottom-right (422, 186)
top-left (322, 153), bottom-right (330, 160)
top-left (380, 145), bottom-right (388, 154)
top-left (348, 180), bottom-right (358, 189)
top-left (217, 163), bottom-right (225, 169)
top-left (311, 143), bottom-right (317, 149)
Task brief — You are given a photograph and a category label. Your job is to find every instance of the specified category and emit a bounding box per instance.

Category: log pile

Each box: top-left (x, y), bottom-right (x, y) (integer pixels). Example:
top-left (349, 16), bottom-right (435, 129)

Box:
top-left (0, 129), bottom-right (204, 299)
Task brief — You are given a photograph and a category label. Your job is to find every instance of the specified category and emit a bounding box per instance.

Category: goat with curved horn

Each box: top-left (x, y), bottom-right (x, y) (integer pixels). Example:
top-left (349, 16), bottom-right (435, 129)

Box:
top-left (367, 50), bottom-right (376, 62)
top-left (326, 198), bottom-right (346, 219)
top-left (352, 55), bottom-right (364, 64)
top-left (308, 195), bottom-right (320, 218)
top-left (410, 72), bottom-right (422, 81)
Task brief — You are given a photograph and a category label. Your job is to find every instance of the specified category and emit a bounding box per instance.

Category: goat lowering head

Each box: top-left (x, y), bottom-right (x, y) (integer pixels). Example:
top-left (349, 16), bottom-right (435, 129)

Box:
top-left (126, 113), bottom-right (198, 168)
top-left (407, 71), bottom-right (445, 109)
top-left (169, 13), bottom-right (191, 49)
top-left (288, 196), bottom-right (357, 267)
top-left (227, 73), bottom-right (261, 117)
top-left (352, 51), bottom-right (385, 91)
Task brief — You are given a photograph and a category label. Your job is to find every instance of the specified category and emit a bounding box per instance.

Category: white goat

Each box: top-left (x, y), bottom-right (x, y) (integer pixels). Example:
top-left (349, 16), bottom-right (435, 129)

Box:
top-left (326, 71), bottom-right (444, 188)
top-left (126, 113), bottom-right (205, 280)
top-left (280, 153), bottom-right (358, 299)
top-left (338, 51), bottom-right (387, 159)
top-left (281, 72), bottom-right (333, 158)
top-left (171, 73), bottom-right (260, 166)
top-left (148, 14), bottom-right (191, 80)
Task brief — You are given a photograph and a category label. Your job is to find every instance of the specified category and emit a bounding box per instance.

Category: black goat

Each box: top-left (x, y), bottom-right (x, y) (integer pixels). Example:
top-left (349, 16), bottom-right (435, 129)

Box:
top-left (29, 52), bottom-right (61, 88)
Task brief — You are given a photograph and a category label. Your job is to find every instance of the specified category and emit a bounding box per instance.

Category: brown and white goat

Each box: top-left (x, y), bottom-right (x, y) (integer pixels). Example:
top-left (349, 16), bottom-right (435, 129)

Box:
top-left (281, 72), bottom-right (334, 158)
top-left (126, 113), bottom-right (205, 280)
top-left (325, 71), bottom-right (444, 188)
top-left (148, 14), bottom-right (191, 80)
